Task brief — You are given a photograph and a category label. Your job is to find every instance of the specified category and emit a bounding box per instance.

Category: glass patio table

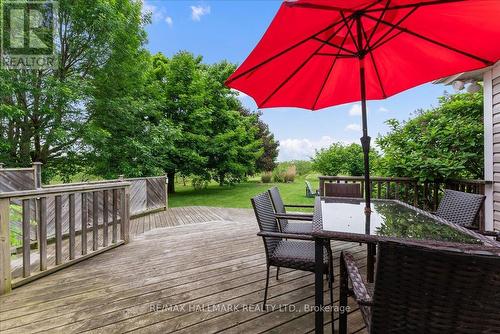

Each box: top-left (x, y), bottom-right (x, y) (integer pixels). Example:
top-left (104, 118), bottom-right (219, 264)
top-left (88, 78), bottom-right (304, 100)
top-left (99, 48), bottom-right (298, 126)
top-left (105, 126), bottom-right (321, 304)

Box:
top-left (311, 196), bottom-right (496, 334)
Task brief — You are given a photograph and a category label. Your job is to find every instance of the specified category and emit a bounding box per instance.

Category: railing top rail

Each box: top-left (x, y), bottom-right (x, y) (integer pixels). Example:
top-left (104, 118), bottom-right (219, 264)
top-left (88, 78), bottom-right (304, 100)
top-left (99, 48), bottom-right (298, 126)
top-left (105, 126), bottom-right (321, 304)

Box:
top-left (44, 175), bottom-right (167, 189)
top-left (445, 178), bottom-right (490, 185)
top-left (318, 175), bottom-right (489, 184)
top-left (124, 176), bottom-right (166, 181)
top-left (43, 179), bottom-right (123, 188)
top-left (0, 182), bottom-right (131, 200)
top-left (0, 168), bottom-right (35, 172)
top-left (318, 175), bottom-right (416, 182)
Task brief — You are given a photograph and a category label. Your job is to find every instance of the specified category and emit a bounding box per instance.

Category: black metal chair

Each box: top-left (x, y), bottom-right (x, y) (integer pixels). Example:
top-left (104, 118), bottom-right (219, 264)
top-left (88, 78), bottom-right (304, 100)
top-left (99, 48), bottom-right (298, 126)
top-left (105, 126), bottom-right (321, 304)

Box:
top-left (435, 189), bottom-right (499, 240)
top-left (306, 180), bottom-right (318, 198)
top-left (268, 186), bottom-right (314, 235)
top-left (339, 240), bottom-right (500, 334)
top-left (251, 191), bottom-right (334, 328)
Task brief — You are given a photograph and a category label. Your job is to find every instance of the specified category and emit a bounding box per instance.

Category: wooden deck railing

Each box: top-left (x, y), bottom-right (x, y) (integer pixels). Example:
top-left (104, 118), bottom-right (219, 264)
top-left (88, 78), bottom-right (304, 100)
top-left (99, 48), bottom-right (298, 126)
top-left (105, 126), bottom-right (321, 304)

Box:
top-left (44, 175), bottom-right (168, 217)
top-left (0, 182), bottom-right (131, 294)
top-left (318, 176), bottom-right (488, 229)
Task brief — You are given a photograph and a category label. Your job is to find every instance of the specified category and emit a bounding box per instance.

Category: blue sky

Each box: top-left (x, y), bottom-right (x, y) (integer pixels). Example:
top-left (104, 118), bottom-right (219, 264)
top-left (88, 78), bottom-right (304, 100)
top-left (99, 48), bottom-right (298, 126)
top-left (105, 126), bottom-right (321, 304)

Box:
top-left (143, 0), bottom-right (450, 161)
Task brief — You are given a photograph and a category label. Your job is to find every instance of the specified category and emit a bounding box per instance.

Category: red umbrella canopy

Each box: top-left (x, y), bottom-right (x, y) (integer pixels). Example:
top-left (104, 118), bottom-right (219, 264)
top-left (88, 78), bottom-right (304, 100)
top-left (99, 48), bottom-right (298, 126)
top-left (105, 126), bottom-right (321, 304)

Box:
top-left (226, 0), bottom-right (500, 110)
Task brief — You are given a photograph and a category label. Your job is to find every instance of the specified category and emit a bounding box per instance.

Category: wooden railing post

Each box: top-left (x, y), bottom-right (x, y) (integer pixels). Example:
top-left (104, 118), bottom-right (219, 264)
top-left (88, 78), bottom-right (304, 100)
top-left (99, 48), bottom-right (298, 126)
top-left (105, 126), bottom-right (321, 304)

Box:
top-left (0, 198), bottom-right (11, 294)
top-left (120, 187), bottom-right (130, 244)
top-left (165, 174), bottom-right (169, 209)
top-left (32, 162), bottom-right (43, 189)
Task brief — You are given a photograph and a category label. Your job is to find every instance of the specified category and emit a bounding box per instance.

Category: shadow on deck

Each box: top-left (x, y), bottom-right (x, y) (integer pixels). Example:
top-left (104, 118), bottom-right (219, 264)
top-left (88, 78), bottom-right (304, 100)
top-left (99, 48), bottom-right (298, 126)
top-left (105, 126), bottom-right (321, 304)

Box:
top-left (1, 207), bottom-right (367, 334)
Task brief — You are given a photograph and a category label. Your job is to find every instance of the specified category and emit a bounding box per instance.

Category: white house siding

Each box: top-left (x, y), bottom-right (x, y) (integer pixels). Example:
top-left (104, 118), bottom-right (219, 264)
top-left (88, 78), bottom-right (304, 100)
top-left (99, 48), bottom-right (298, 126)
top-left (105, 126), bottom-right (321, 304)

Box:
top-left (489, 65), bottom-right (500, 231)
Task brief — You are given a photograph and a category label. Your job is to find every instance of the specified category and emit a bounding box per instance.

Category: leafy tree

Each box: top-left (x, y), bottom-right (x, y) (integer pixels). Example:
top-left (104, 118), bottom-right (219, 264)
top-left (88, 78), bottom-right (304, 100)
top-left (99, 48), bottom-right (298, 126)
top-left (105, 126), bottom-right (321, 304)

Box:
top-left (376, 92), bottom-right (483, 181)
top-left (202, 62), bottom-right (263, 185)
top-left (240, 109), bottom-right (279, 172)
top-left (0, 0), bottom-right (148, 181)
top-left (312, 142), bottom-right (379, 176)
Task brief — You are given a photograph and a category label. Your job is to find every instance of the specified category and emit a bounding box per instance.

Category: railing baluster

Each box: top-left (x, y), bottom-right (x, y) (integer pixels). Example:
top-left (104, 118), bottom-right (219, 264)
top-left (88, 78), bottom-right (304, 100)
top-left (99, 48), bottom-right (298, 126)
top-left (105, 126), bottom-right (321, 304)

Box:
top-left (433, 182), bottom-right (439, 211)
top-left (0, 198), bottom-right (11, 294)
top-left (38, 197), bottom-right (47, 271)
top-left (413, 182), bottom-right (418, 206)
top-left (93, 191), bottom-right (99, 251)
top-left (395, 182), bottom-right (400, 200)
top-left (386, 181), bottom-right (390, 199)
top-left (81, 192), bottom-right (88, 255)
top-left (112, 189), bottom-right (118, 243)
top-left (103, 190), bottom-right (109, 247)
top-left (404, 182), bottom-right (409, 203)
top-left (68, 194), bottom-right (75, 260)
top-left (22, 199), bottom-right (31, 278)
top-left (55, 195), bottom-right (62, 265)
top-left (377, 181), bottom-right (382, 198)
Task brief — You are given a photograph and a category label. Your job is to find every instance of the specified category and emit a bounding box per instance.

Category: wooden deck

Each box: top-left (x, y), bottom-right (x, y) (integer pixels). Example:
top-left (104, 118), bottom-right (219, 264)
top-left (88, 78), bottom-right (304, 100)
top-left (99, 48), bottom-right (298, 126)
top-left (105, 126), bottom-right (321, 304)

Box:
top-left (1, 207), bottom-right (367, 333)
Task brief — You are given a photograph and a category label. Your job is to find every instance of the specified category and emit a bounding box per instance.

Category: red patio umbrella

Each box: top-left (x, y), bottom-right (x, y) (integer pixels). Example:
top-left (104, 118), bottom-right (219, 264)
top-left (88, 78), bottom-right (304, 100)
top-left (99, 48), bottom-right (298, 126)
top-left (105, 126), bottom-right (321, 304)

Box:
top-left (226, 0), bottom-right (500, 209)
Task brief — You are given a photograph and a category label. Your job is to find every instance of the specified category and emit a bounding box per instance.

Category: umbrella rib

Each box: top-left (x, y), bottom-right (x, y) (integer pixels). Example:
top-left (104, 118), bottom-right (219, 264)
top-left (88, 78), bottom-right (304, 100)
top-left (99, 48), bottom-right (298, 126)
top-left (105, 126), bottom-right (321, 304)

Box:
top-left (341, 12), bottom-right (361, 52)
top-left (363, 13), bottom-right (494, 65)
top-left (364, 0), bottom-right (468, 13)
top-left (361, 23), bottom-right (388, 98)
top-left (311, 37), bottom-right (357, 55)
top-left (366, 0), bottom-right (392, 47)
top-left (260, 17), bottom-right (351, 107)
top-left (225, 18), bottom-right (347, 85)
top-left (367, 6), bottom-right (419, 52)
top-left (311, 21), bottom-right (354, 110)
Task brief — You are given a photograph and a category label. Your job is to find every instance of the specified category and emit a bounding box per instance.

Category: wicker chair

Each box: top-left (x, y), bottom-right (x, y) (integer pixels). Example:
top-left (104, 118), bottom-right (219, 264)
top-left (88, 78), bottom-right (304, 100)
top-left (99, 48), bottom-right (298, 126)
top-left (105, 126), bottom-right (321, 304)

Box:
top-left (435, 189), bottom-right (499, 240)
top-left (339, 240), bottom-right (500, 334)
top-left (251, 192), bottom-right (334, 323)
top-left (268, 186), bottom-right (314, 235)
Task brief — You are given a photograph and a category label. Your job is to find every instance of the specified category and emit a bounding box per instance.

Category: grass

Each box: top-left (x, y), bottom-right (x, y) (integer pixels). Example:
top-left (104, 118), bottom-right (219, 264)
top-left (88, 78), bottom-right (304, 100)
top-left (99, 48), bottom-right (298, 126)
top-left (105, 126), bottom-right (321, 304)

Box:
top-left (169, 174), bottom-right (320, 209)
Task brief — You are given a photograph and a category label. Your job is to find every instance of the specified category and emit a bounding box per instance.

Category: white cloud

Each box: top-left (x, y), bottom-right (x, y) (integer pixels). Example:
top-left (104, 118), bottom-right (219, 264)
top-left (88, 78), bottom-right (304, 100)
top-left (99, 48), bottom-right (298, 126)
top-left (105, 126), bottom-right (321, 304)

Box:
top-left (190, 5), bottom-right (210, 21)
top-left (348, 103), bottom-right (370, 116)
top-left (142, 1), bottom-right (173, 27)
top-left (278, 136), bottom-right (353, 161)
top-left (345, 123), bottom-right (361, 132)
top-left (165, 16), bottom-right (173, 27)
top-left (378, 106), bottom-right (389, 112)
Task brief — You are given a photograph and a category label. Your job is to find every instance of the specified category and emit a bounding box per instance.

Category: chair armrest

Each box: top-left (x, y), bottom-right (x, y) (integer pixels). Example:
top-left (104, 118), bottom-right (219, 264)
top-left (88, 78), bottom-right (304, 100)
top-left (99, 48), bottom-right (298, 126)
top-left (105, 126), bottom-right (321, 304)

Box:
top-left (342, 251), bottom-right (373, 306)
top-left (284, 204), bottom-right (314, 209)
top-left (479, 230), bottom-right (500, 238)
top-left (276, 213), bottom-right (313, 221)
top-left (257, 231), bottom-right (314, 241)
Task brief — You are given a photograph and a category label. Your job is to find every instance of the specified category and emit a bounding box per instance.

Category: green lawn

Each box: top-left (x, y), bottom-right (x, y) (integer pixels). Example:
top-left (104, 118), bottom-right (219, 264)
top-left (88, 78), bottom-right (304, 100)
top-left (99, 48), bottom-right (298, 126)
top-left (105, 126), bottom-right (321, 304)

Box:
top-left (169, 174), bottom-right (320, 209)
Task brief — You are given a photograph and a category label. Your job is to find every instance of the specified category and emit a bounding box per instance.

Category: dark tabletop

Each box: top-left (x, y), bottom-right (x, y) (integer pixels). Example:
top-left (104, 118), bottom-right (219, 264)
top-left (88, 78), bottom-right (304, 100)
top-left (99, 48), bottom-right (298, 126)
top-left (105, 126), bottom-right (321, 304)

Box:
top-left (312, 197), bottom-right (487, 245)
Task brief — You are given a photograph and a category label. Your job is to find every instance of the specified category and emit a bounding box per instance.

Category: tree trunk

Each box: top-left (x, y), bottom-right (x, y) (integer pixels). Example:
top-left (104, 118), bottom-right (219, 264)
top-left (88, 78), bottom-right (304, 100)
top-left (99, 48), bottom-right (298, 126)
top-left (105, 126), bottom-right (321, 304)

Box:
top-left (167, 171), bottom-right (175, 193)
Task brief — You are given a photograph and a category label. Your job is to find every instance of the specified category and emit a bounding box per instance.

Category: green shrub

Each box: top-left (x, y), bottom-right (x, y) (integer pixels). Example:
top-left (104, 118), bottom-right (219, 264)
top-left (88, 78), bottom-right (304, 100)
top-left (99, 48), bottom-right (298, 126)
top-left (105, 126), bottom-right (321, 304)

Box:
top-left (191, 177), bottom-right (209, 190)
top-left (261, 172), bottom-right (272, 183)
top-left (284, 165), bottom-right (296, 182)
top-left (272, 164), bottom-right (296, 183)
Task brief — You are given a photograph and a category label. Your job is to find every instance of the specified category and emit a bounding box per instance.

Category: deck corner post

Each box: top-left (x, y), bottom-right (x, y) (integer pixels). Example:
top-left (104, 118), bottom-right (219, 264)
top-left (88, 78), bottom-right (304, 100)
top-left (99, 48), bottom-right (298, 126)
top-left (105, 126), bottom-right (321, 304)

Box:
top-left (0, 197), bottom-right (12, 295)
top-left (32, 162), bottom-right (43, 189)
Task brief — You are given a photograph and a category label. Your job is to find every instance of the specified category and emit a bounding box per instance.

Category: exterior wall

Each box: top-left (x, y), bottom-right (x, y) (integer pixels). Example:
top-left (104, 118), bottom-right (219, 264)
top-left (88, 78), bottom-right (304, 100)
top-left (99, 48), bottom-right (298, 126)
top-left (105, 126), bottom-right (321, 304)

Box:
top-left (487, 64), bottom-right (500, 231)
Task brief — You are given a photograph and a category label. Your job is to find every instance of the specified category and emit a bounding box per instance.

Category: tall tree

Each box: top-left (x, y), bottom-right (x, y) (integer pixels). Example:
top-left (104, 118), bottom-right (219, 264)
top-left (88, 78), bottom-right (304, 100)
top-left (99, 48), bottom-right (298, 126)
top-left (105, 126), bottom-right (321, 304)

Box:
top-left (0, 0), bottom-right (148, 180)
top-left (240, 108), bottom-right (279, 172)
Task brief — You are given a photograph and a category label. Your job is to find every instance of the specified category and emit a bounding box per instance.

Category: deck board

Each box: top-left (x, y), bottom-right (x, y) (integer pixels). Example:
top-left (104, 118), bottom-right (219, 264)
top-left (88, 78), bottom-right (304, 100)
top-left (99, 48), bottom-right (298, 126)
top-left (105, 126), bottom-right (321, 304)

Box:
top-left (2, 207), bottom-right (367, 333)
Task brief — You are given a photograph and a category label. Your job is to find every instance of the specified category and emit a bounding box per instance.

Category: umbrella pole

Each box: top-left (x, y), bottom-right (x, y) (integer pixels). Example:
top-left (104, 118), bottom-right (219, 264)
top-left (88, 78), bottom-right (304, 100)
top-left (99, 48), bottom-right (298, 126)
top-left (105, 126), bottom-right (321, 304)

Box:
top-left (359, 61), bottom-right (371, 210)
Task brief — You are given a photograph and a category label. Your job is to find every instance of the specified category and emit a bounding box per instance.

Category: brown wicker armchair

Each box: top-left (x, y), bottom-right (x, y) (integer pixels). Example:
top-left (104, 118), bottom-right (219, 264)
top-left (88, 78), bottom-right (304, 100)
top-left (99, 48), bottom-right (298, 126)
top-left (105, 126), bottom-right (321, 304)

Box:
top-left (339, 240), bottom-right (500, 334)
top-left (251, 191), bottom-right (334, 325)
top-left (435, 189), bottom-right (499, 241)
top-left (268, 186), bottom-right (314, 235)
